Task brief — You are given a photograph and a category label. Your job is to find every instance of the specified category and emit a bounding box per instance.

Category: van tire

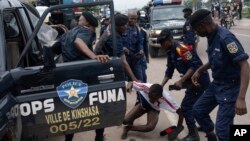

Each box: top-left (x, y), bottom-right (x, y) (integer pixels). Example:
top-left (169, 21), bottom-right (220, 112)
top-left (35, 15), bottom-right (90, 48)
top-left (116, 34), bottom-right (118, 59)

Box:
top-left (149, 46), bottom-right (158, 58)
top-left (0, 129), bottom-right (15, 141)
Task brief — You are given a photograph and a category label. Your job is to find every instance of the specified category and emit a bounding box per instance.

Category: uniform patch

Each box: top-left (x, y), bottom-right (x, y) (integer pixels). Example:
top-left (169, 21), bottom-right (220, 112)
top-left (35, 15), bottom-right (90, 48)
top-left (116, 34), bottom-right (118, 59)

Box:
top-left (184, 51), bottom-right (192, 60)
top-left (186, 25), bottom-right (190, 30)
top-left (57, 79), bottom-right (88, 109)
top-left (227, 42), bottom-right (238, 54)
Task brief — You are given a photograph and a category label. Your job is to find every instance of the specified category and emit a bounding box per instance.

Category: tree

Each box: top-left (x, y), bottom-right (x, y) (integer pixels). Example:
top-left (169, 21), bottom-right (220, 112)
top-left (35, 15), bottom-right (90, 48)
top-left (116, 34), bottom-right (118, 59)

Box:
top-left (184, 0), bottom-right (202, 10)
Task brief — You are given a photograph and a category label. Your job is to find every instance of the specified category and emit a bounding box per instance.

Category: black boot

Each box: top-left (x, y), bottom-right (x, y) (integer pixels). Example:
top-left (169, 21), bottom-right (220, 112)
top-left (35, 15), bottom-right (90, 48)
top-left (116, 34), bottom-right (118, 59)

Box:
top-left (206, 132), bottom-right (217, 141)
top-left (167, 125), bottom-right (184, 140)
top-left (180, 128), bottom-right (200, 141)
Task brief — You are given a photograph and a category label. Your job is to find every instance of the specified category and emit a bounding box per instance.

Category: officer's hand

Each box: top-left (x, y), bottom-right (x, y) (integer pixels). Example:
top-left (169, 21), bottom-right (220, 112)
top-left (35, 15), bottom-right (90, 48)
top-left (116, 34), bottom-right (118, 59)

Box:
top-left (191, 71), bottom-right (200, 86)
top-left (123, 47), bottom-right (129, 54)
top-left (174, 80), bottom-right (183, 90)
top-left (235, 97), bottom-right (247, 115)
top-left (138, 50), bottom-right (144, 56)
top-left (95, 55), bottom-right (110, 63)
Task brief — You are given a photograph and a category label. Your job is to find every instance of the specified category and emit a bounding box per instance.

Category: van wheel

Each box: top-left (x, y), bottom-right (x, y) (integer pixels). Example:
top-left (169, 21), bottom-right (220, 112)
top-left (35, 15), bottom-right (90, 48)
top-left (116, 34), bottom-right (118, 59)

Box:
top-left (149, 46), bottom-right (158, 58)
top-left (0, 129), bottom-right (16, 141)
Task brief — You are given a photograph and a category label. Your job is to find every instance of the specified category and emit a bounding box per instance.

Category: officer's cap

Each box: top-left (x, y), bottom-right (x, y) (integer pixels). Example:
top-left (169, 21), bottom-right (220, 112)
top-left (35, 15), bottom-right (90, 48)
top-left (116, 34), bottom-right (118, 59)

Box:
top-left (190, 9), bottom-right (211, 28)
top-left (183, 7), bottom-right (192, 13)
top-left (157, 28), bottom-right (172, 44)
top-left (115, 14), bottom-right (128, 26)
top-left (82, 12), bottom-right (98, 27)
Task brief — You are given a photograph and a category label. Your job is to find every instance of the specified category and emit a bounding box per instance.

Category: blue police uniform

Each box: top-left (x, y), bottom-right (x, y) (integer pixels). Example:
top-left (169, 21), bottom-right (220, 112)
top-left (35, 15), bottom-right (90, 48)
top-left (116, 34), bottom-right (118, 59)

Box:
top-left (60, 26), bottom-right (95, 62)
top-left (183, 19), bottom-right (196, 46)
top-left (123, 25), bottom-right (144, 81)
top-left (141, 28), bottom-right (148, 83)
top-left (193, 26), bottom-right (249, 141)
top-left (105, 31), bottom-right (125, 57)
top-left (165, 41), bottom-right (210, 129)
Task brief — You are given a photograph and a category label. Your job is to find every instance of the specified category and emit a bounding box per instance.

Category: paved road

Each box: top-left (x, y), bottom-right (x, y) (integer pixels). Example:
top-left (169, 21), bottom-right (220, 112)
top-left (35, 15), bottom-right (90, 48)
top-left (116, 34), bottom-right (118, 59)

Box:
top-left (40, 22), bottom-right (250, 141)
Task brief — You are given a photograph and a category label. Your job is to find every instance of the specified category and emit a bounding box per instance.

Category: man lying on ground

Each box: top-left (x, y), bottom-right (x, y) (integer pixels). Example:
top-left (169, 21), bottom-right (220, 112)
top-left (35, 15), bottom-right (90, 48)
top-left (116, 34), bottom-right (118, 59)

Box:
top-left (121, 81), bottom-right (184, 140)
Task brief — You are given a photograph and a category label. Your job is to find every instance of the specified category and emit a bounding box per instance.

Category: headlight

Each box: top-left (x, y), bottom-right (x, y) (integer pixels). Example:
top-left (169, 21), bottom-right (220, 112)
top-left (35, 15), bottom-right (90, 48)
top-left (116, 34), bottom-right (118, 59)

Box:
top-left (150, 30), bottom-right (161, 36)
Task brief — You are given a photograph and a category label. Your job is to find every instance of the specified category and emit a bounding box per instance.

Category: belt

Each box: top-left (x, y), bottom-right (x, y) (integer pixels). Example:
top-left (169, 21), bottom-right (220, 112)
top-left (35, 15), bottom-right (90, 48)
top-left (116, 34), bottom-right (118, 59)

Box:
top-left (213, 78), bottom-right (239, 85)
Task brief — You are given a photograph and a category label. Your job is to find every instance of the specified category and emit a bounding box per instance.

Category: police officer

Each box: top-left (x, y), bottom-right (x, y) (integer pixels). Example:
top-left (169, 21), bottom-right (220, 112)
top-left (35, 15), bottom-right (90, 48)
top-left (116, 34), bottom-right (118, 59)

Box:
top-left (182, 8), bottom-right (196, 49)
top-left (100, 17), bottom-right (110, 37)
top-left (190, 9), bottom-right (250, 141)
top-left (123, 10), bottom-right (144, 81)
top-left (101, 13), bottom-right (139, 82)
top-left (137, 14), bottom-right (149, 83)
top-left (139, 26), bottom-right (149, 83)
top-left (60, 11), bottom-right (109, 141)
top-left (158, 28), bottom-right (210, 141)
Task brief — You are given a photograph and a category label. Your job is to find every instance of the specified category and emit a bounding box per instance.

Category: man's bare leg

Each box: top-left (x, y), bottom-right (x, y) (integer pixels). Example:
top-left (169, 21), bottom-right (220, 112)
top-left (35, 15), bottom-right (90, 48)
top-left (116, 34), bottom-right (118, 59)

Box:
top-left (122, 108), bottom-right (159, 139)
top-left (129, 109), bottom-right (159, 132)
top-left (121, 104), bottom-right (146, 139)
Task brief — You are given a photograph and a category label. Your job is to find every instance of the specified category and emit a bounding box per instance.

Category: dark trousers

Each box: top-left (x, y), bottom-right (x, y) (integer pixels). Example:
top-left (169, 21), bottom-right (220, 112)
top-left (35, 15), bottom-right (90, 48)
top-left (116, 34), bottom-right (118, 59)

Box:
top-left (65, 128), bottom-right (104, 141)
top-left (181, 87), bottom-right (204, 129)
top-left (141, 57), bottom-right (147, 83)
top-left (126, 55), bottom-right (144, 81)
top-left (193, 81), bottom-right (240, 141)
top-left (238, 9), bottom-right (242, 19)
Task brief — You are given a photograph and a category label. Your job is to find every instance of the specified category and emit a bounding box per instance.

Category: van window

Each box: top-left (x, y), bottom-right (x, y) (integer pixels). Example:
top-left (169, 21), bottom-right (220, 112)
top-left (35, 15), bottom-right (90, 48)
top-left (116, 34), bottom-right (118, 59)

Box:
top-left (4, 13), bottom-right (19, 38)
top-left (3, 12), bottom-right (23, 70)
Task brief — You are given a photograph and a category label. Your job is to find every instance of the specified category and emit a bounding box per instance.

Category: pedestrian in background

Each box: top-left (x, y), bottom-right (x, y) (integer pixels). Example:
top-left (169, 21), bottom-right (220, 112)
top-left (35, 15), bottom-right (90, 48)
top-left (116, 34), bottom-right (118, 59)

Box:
top-left (237, 0), bottom-right (243, 20)
top-left (190, 9), bottom-right (250, 141)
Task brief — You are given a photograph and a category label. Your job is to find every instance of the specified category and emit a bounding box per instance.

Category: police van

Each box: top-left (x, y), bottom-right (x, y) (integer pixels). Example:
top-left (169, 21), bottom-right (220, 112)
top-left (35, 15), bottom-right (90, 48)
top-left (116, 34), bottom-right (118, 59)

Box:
top-left (0, 0), bottom-right (126, 141)
top-left (148, 0), bottom-right (185, 57)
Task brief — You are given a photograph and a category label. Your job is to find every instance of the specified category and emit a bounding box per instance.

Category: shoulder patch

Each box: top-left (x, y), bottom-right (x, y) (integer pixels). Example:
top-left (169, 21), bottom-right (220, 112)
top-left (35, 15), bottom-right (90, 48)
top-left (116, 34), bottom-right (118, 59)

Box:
top-left (184, 51), bottom-right (192, 60)
top-left (227, 42), bottom-right (238, 54)
top-left (186, 26), bottom-right (191, 31)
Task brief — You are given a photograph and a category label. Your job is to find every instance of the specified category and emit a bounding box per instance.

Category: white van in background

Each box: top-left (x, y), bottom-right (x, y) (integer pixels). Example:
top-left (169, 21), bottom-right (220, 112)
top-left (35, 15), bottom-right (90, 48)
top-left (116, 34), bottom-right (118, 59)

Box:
top-left (35, 6), bottom-right (51, 23)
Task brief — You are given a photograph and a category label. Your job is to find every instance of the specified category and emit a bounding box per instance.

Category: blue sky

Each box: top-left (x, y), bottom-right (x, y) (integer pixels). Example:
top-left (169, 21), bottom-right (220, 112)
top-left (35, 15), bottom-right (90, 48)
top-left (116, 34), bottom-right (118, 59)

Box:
top-left (113, 0), bottom-right (150, 11)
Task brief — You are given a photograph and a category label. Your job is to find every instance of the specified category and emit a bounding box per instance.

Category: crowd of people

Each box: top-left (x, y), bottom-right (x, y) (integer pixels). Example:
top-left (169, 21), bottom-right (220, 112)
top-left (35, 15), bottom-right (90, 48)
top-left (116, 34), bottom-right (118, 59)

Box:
top-left (211, 0), bottom-right (243, 28)
top-left (47, 4), bottom-right (249, 141)
top-left (211, 0), bottom-right (242, 20)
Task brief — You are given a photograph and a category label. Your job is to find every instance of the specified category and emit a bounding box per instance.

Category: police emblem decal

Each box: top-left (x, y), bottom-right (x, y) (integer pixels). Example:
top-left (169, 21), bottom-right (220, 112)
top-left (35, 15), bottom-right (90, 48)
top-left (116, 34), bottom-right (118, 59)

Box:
top-left (184, 51), bottom-right (192, 60)
top-left (227, 42), bottom-right (238, 54)
top-left (57, 79), bottom-right (88, 108)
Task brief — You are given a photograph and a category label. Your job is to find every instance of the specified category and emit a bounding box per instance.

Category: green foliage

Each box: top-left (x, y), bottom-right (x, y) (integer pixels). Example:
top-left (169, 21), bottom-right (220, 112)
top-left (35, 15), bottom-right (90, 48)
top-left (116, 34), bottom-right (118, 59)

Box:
top-left (80, 6), bottom-right (100, 13)
top-left (183, 0), bottom-right (202, 10)
top-left (245, 1), bottom-right (250, 6)
top-left (242, 6), bottom-right (250, 18)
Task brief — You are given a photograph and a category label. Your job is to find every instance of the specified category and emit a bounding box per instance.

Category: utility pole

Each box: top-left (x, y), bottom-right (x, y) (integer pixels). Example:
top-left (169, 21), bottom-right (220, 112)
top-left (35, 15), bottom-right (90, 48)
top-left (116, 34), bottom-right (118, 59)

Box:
top-left (192, 0), bottom-right (196, 11)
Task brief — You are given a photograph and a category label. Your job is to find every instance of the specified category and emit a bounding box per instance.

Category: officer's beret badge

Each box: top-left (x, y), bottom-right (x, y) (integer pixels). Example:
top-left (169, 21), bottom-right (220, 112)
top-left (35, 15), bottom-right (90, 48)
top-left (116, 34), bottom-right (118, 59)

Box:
top-left (227, 42), bottom-right (238, 54)
top-left (184, 51), bottom-right (192, 60)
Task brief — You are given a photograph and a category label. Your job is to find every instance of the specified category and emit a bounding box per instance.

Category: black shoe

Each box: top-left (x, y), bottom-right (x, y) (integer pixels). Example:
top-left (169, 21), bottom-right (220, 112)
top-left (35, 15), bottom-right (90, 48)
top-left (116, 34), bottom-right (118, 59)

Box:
top-left (180, 134), bottom-right (200, 141)
top-left (167, 125), bottom-right (184, 140)
top-left (197, 126), bottom-right (204, 132)
top-left (180, 128), bottom-right (200, 141)
top-left (206, 132), bottom-right (217, 141)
